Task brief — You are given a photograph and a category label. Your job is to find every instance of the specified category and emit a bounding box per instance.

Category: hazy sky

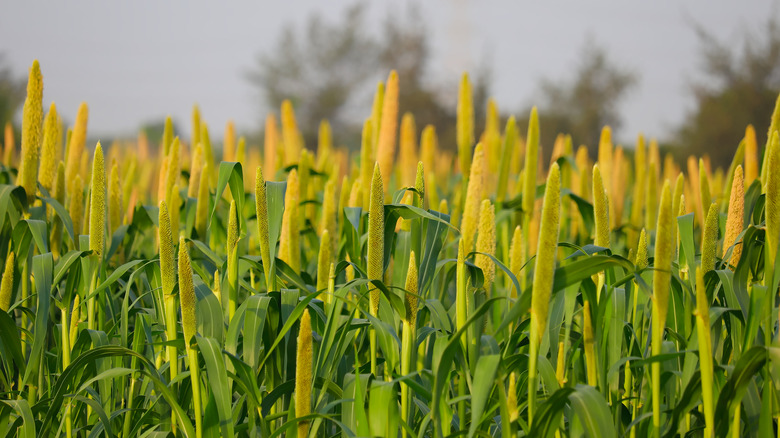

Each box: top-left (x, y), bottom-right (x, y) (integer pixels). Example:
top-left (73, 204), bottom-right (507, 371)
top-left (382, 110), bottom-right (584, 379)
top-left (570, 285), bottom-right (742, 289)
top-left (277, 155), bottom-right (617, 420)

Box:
top-left (1, 1), bottom-right (778, 146)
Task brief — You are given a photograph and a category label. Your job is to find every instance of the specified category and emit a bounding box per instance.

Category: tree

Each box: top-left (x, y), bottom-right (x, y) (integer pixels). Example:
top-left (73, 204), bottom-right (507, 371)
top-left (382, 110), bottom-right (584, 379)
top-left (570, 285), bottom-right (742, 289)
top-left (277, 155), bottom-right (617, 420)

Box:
top-left (535, 40), bottom-right (637, 157)
top-left (247, 3), bottom-right (490, 151)
top-left (0, 54), bottom-right (25, 133)
top-left (676, 18), bottom-right (780, 168)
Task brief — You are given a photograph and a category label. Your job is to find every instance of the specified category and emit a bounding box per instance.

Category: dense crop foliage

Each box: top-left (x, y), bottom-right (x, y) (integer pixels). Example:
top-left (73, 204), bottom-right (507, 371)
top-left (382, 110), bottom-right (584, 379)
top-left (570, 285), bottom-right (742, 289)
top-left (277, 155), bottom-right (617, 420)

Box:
top-left (1, 60), bottom-right (779, 437)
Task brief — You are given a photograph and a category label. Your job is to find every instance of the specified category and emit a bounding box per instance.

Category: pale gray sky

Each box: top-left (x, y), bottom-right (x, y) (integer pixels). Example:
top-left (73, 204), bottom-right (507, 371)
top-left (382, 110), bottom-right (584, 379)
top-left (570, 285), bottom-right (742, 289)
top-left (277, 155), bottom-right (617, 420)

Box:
top-left (1, 0), bottom-right (778, 146)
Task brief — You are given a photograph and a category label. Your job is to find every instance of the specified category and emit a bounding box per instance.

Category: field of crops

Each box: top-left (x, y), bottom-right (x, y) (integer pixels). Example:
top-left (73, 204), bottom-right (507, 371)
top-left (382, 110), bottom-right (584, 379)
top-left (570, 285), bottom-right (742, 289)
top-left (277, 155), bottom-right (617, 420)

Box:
top-left (0, 59), bottom-right (778, 437)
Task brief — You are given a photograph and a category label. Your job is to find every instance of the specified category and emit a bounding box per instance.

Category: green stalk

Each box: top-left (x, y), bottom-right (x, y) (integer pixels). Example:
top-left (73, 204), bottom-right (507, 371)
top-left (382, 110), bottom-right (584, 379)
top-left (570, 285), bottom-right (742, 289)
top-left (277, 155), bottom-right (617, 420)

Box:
top-left (652, 181), bottom-right (673, 438)
top-left (227, 200), bottom-right (239, 322)
top-left (61, 303), bottom-right (72, 438)
top-left (694, 267), bottom-right (714, 437)
top-left (401, 251), bottom-right (418, 437)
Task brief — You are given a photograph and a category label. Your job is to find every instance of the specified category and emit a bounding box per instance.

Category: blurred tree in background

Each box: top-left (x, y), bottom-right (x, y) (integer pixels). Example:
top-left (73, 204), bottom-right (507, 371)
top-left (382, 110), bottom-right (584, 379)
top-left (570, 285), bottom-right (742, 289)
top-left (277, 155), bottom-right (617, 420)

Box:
top-left (533, 41), bottom-right (638, 157)
top-left (0, 54), bottom-right (25, 134)
top-left (676, 18), bottom-right (780, 168)
top-left (248, 3), bottom-right (489, 151)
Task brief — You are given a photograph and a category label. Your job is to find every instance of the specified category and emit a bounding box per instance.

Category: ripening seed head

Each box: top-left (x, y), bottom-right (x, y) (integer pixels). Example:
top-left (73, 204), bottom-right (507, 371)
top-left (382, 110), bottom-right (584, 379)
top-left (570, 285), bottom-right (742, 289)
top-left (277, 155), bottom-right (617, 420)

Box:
top-left (2, 122), bottom-right (13, 166)
top-left (404, 250), bottom-right (419, 325)
top-left (724, 165), bottom-right (744, 267)
top-left (766, 131), bottom-right (780, 266)
top-left (70, 174), bottom-right (84, 235)
top-left (157, 157), bottom-right (169, 203)
top-left (414, 162), bottom-right (425, 209)
top-left (191, 104), bottom-right (201, 152)
top-left (522, 107), bottom-right (540, 217)
top-left (188, 144), bottom-right (204, 198)
top-left (461, 143), bottom-right (485, 253)
top-left (399, 112), bottom-right (418, 186)
top-left (158, 200), bottom-right (176, 297)
top-left (420, 125), bottom-right (437, 186)
top-left (109, 160), bottom-right (122, 234)
top-left (457, 73), bottom-right (474, 177)
top-left (497, 116), bottom-right (518, 203)
top-left (359, 118), bottom-right (375, 208)
top-left (195, 163), bottom-right (210, 238)
top-left (178, 236), bottom-right (197, 345)
top-left (530, 162), bottom-right (561, 342)
top-left (54, 161), bottom-right (65, 204)
top-left (744, 125), bottom-right (759, 185)
top-left (475, 199), bottom-right (496, 293)
top-left (227, 200), bottom-right (238, 256)
top-left (0, 252), bottom-right (14, 312)
top-left (280, 169), bottom-right (300, 271)
top-left (255, 166), bottom-right (272, 286)
top-left (162, 116), bottom-right (173, 156)
top-left (763, 93), bottom-right (780, 183)
top-left (89, 143), bottom-right (106, 257)
top-left (65, 102), bottom-right (88, 196)
top-left (376, 71), bottom-right (399, 191)
top-left (438, 199), bottom-right (448, 216)
top-left (295, 309), bottom-right (313, 437)
top-left (18, 60), bottom-right (44, 202)
top-left (509, 225), bottom-right (523, 297)
top-left (699, 158), bottom-right (712, 223)
top-left (592, 164), bottom-right (610, 249)
top-left (39, 102), bottom-right (60, 193)
top-left (264, 114), bottom-right (278, 181)
top-left (635, 228), bottom-right (649, 269)
top-left (223, 120), bottom-right (236, 162)
top-left (701, 202), bottom-right (719, 273)
top-left (598, 126), bottom-right (613, 176)
top-left (165, 137), bottom-right (181, 205)
top-left (317, 119), bottom-right (332, 167)
top-left (653, 180), bottom-right (674, 333)
top-left (316, 230), bottom-right (332, 293)
top-left (367, 163), bottom-right (385, 314)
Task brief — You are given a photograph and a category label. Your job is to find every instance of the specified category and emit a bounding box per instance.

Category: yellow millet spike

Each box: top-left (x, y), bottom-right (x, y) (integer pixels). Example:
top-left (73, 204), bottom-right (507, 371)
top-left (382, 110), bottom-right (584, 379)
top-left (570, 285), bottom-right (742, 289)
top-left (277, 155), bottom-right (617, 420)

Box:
top-left (404, 251), bottom-right (419, 326)
top-left (766, 132), bottom-right (780, 268)
top-left (178, 236), bottom-right (197, 345)
top-left (316, 230), bottom-right (332, 294)
top-left (348, 178), bottom-right (363, 209)
top-left (188, 144), bottom-right (204, 198)
top-left (170, 184), bottom-right (181, 235)
top-left (509, 225), bottom-right (522, 298)
top-left (158, 200), bottom-right (176, 297)
top-left (2, 122), bottom-right (13, 166)
top-left (420, 125), bottom-right (437, 189)
top-left (636, 228), bottom-right (649, 269)
top-left (376, 71), bottom-right (399, 191)
top-left (701, 202), bottom-right (719, 273)
top-left (531, 162), bottom-right (561, 340)
top-left (762, 93), bottom-right (780, 183)
top-left (295, 309), bottom-right (313, 438)
top-left (89, 143), bottom-right (106, 258)
top-left (70, 175), bottom-right (84, 236)
top-left (592, 164), bottom-right (610, 249)
top-left (157, 157), bottom-right (169, 204)
top-left (461, 143), bottom-right (485, 253)
top-left (191, 105), bottom-right (201, 154)
top-left (121, 157), bottom-right (136, 211)
top-left (0, 252), bottom-right (14, 312)
top-left (255, 166), bottom-right (272, 288)
top-left (321, 177), bottom-right (337, 238)
top-left (359, 119), bottom-right (374, 208)
top-left (496, 116), bottom-right (517, 203)
top-left (279, 169), bottom-right (300, 271)
top-left (724, 165), bottom-right (744, 267)
top-left (281, 99), bottom-right (303, 165)
top-left (40, 102), bottom-right (60, 193)
top-left (399, 113), bottom-right (418, 187)
top-left (367, 163), bottom-right (385, 315)
top-left (438, 199), bottom-right (448, 216)
top-left (744, 125), bottom-right (759, 186)
top-left (611, 146), bottom-right (625, 228)
top-left (18, 60), bottom-right (44, 202)
top-left (165, 137), bottom-right (181, 205)
top-left (223, 120), bottom-right (236, 162)
top-left (161, 116), bottom-right (173, 157)
top-left (457, 73), bottom-right (474, 178)
top-left (598, 126), bottom-right (613, 182)
top-left (645, 161), bottom-right (658, 231)
top-left (264, 114), bottom-right (279, 181)
top-left (484, 98), bottom-right (500, 174)
top-left (195, 164), bottom-right (210, 239)
top-left (317, 119), bottom-right (332, 169)
top-left (699, 158), bottom-right (712, 224)
top-left (370, 81), bottom-right (385, 150)
top-left (201, 123), bottom-right (216, 186)
top-left (671, 174), bottom-right (685, 259)
top-left (475, 199), bottom-right (496, 294)
top-left (51, 162), bottom-right (66, 256)
top-left (651, 180), bottom-right (673, 436)
top-left (65, 102), bottom-right (88, 196)
top-left (108, 160), bottom-right (122, 234)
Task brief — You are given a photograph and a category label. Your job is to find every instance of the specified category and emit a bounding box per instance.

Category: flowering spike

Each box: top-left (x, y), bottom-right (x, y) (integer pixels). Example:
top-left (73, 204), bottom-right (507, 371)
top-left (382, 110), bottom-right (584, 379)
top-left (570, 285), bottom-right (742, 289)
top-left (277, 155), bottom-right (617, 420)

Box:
top-left (223, 120), bottom-right (236, 162)
top-left (461, 143), bottom-right (485, 253)
top-left (280, 169), bottom-right (301, 271)
top-left (295, 309), bottom-right (313, 438)
top-left (497, 116), bottom-right (517, 202)
top-left (188, 144), bottom-right (204, 198)
top-left (70, 174), bottom-right (84, 235)
top-left (745, 125), bottom-right (759, 185)
top-left (264, 114), bottom-right (279, 181)
top-left (724, 165), bottom-right (744, 267)
top-left (376, 71), bottom-right (399, 191)
top-left (0, 252), bottom-right (14, 312)
top-left (316, 230), bottom-right (332, 294)
top-left (255, 166), bottom-right (272, 288)
top-left (530, 162), bottom-right (561, 341)
top-left (89, 143), bottom-right (106, 257)
top-left (195, 164), bottom-right (210, 239)
top-left (367, 163), bottom-right (385, 315)
top-left (178, 236), bottom-right (197, 345)
top-left (766, 132), bottom-right (780, 267)
top-left (18, 60), bottom-right (44, 202)
top-left (108, 160), bottom-right (122, 234)
top-left (158, 200), bottom-right (176, 297)
top-left (701, 202), bottom-right (719, 273)
top-left (399, 113), bottom-right (418, 186)
top-left (592, 164), bottom-right (610, 249)
top-left (39, 102), bottom-right (60, 193)
top-left (457, 73), bottom-right (474, 177)
top-left (66, 103), bottom-right (88, 196)
top-left (475, 199), bottom-right (496, 294)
